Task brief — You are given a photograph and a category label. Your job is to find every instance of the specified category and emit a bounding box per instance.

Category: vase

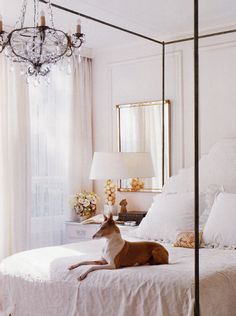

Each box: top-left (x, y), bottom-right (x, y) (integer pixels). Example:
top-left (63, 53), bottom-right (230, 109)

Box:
top-left (104, 204), bottom-right (118, 216)
top-left (75, 206), bottom-right (96, 222)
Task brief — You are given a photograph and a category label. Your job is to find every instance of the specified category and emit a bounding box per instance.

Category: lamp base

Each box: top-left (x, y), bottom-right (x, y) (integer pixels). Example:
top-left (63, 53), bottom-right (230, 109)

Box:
top-left (104, 204), bottom-right (118, 216)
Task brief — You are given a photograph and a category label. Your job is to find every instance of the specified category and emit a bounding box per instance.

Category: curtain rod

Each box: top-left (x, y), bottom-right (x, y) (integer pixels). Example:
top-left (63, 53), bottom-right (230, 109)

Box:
top-left (38, 0), bottom-right (163, 45)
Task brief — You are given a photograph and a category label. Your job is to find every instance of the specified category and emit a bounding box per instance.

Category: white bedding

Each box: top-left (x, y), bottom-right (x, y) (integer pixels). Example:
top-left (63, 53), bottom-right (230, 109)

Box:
top-left (1, 236), bottom-right (236, 316)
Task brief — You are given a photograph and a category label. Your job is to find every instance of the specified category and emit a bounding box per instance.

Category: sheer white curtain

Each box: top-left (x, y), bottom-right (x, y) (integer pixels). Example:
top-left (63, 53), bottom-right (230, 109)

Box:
top-left (30, 56), bottom-right (93, 248)
top-left (68, 56), bottom-right (93, 220)
top-left (29, 66), bottom-right (71, 248)
top-left (0, 56), bottom-right (92, 253)
top-left (144, 106), bottom-right (162, 188)
top-left (0, 57), bottom-right (31, 260)
top-left (120, 105), bottom-right (162, 189)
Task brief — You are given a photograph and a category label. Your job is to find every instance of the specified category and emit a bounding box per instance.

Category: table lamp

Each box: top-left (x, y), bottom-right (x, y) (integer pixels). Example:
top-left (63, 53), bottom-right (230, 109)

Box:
top-left (89, 152), bottom-right (155, 214)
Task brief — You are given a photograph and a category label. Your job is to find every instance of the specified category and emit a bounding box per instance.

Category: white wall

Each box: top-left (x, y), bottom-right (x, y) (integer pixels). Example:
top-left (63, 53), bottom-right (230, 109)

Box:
top-left (92, 31), bottom-right (236, 212)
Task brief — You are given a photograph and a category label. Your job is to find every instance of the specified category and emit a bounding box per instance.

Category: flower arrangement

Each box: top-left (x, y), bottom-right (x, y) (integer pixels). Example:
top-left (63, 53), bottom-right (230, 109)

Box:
top-left (71, 191), bottom-right (99, 220)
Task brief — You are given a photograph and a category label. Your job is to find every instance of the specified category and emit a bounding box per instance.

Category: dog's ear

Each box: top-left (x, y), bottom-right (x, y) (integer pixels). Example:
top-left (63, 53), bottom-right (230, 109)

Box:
top-left (108, 213), bottom-right (113, 222)
top-left (103, 214), bottom-right (108, 221)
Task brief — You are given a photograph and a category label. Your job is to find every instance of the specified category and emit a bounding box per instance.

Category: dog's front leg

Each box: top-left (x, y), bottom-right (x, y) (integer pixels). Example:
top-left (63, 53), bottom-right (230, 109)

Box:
top-left (79, 264), bottom-right (115, 281)
top-left (68, 259), bottom-right (107, 270)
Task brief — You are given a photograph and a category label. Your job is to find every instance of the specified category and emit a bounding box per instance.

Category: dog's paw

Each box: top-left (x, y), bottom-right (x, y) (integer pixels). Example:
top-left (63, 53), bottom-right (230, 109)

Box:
top-left (78, 273), bottom-right (87, 281)
top-left (68, 265), bottom-right (77, 271)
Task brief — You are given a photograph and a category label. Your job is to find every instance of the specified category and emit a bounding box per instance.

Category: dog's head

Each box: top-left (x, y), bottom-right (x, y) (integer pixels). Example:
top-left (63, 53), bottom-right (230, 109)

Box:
top-left (119, 199), bottom-right (127, 206)
top-left (93, 213), bottom-right (120, 239)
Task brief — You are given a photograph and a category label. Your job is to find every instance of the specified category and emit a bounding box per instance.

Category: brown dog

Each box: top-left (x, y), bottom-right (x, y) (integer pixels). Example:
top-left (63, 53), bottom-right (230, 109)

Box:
top-left (68, 213), bottom-right (169, 280)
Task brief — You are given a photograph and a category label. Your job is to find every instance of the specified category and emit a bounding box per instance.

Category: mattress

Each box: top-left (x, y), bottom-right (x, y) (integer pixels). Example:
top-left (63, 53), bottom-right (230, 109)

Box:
top-left (0, 235), bottom-right (236, 316)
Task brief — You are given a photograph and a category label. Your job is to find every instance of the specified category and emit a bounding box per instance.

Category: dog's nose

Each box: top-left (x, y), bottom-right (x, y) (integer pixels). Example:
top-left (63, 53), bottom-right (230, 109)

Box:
top-left (93, 233), bottom-right (101, 239)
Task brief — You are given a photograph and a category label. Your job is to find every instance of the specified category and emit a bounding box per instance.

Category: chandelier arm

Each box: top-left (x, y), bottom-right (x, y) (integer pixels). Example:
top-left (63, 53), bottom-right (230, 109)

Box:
top-left (70, 36), bottom-right (84, 49)
top-left (0, 32), bottom-right (9, 53)
top-left (66, 48), bottom-right (73, 57)
top-left (0, 44), bottom-right (4, 53)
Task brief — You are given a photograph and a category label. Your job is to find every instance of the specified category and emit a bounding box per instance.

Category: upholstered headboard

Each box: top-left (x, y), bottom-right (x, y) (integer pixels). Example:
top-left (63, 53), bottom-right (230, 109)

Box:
top-left (163, 138), bottom-right (236, 193)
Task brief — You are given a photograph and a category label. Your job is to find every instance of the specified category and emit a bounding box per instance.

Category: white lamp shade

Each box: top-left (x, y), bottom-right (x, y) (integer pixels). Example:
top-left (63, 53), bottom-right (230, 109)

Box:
top-left (89, 152), bottom-right (155, 180)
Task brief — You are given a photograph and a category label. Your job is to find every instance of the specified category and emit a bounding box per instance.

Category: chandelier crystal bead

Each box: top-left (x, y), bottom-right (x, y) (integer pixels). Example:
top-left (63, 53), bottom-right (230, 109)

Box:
top-left (0, 0), bottom-right (85, 77)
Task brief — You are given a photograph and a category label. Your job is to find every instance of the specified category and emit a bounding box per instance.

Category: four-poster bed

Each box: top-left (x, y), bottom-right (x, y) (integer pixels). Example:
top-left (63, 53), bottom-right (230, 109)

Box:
top-left (1, 138), bottom-right (236, 315)
top-left (1, 1), bottom-right (236, 315)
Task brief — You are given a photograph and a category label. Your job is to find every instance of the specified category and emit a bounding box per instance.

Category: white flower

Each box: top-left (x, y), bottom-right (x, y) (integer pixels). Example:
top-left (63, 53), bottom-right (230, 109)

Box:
top-left (83, 199), bottom-right (90, 207)
top-left (78, 198), bottom-right (84, 204)
top-left (87, 194), bottom-right (93, 201)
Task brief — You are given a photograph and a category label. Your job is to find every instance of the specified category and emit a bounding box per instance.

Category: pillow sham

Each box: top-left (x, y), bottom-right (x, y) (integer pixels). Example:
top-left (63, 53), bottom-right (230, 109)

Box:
top-left (203, 192), bottom-right (236, 248)
top-left (199, 184), bottom-right (224, 229)
top-left (133, 192), bottom-right (205, 243)
top-left (158, 183), bottom-right (223, 229)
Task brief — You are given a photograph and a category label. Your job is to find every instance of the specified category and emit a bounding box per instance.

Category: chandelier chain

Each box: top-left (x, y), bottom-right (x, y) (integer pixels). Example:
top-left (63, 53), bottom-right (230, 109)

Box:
top-left (47, 0), bottom-right (55, 29)
top-left (15, 0), bottom-right (28, 28)
top-left (34, 0), bottom-right (39, 28)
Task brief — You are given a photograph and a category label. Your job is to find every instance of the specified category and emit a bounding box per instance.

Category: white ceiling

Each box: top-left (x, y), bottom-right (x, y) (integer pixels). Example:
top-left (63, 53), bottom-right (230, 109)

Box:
top-left (1, 0), bottom-right (236, 49)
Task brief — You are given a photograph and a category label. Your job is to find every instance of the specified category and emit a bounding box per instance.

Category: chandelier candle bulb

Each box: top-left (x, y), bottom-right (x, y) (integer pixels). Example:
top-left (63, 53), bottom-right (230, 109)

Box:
top-left (76, 19), bottom-right (81, 34)
top-left (40, 10), bottom-right (46, 26)
top-left (0, 15), bottom-right (3, 32)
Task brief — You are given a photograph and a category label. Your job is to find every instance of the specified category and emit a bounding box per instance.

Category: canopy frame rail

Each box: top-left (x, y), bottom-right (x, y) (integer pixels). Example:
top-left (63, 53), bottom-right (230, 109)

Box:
top-left (194, 0), bottom-right (200, 315)
top-left (39, 0), bottom-right (236, 45)
top-left (162, 42), bottom-right (165, 187)
top-left (39, 0), bottom-right (163, 45)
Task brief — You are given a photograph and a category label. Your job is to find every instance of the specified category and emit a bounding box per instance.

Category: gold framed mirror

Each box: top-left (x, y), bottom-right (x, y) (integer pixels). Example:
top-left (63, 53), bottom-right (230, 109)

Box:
top-left (117, 100), bottom-right (171, 192)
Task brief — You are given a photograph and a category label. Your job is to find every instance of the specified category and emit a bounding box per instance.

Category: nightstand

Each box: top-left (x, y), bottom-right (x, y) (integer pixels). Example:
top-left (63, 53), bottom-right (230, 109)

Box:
top-left (64, 221), bottom-right (137, 243)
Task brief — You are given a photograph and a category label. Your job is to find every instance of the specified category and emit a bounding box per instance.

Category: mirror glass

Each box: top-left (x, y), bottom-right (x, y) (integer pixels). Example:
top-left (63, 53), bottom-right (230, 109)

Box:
top-left (117, 100), bottom-right (170, 192)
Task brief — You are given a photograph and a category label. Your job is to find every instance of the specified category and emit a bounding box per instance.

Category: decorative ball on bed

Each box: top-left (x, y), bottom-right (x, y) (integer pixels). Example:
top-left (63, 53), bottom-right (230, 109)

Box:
top-left (130, 177), bottom-right (144, 191)
top-left (71, 191), bottom-right (99, 222)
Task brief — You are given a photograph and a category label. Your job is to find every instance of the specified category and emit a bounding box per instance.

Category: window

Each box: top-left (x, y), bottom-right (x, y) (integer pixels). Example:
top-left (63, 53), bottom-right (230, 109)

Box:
top-left (29, 68), bottom-right (71, 248)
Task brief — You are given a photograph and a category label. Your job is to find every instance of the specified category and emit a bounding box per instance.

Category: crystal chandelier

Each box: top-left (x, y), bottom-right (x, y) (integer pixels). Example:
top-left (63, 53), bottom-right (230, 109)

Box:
top-left (0, 0), bottom-right (85, 77)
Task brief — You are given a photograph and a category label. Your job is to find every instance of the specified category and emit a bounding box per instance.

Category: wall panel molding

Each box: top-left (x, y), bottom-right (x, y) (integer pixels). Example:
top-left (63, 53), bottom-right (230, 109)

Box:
top-left (107, 50), bottom-right (184, 174)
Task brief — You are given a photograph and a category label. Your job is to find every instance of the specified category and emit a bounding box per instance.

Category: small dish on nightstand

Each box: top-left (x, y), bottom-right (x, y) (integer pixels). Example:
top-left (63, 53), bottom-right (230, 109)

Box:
top-left (124, 221), bottom-right (137, 227)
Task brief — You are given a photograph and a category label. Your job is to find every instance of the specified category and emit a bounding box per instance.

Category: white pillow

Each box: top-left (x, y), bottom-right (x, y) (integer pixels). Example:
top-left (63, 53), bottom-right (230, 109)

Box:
top-left (133, 192), bottom-right (205, 243)
top-left (199, 184), bottom-right (224, 229)
top-left (203, 192), bottom-right (236, 248)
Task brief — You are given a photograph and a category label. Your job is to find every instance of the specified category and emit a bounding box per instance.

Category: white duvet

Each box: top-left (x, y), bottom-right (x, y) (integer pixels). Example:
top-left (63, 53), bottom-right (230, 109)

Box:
top-left (0, 236), bottom-right (236, 316)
